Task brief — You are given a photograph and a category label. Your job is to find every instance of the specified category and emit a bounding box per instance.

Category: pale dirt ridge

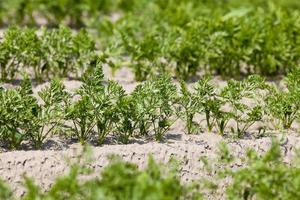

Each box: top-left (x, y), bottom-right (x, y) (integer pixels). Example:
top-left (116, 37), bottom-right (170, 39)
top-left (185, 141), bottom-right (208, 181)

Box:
top-left (1, 132), bottom-right (300, 197)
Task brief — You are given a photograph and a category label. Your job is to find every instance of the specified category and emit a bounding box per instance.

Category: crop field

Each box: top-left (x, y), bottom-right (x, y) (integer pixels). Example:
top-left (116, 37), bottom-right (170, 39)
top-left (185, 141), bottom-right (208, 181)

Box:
top-left (1, 0), bottom-right (300, 199)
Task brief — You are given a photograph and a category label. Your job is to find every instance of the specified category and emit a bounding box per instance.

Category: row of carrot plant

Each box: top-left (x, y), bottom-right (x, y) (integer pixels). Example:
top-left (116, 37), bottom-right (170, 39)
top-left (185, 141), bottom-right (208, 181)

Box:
top-left (1, 62), bottom-right (300, 149)
top-left (116, 3), bottom-right (300, 80)
top-left (0, 0), bottom-right (300, 27)
top-left (0, 26), bottom-right (96, 81)
top-left (1, 5), bottom-right (300, 82)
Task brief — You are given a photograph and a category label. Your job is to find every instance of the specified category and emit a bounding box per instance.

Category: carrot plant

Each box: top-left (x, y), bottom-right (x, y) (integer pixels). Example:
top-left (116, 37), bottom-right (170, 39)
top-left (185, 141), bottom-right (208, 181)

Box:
top-left (27, 79), bottom-right (69, 149)
top-left (65, 67), bottom-right (98, 143)
top-left (120, 30), bottom-right (163, 81)
top-left (46, 27), bottom-right (95, 78)
top-left (177, 81), bottom-right (201, 134)
top-left (80, 63), bottom-right (125, 144)
top-left (133, 75), bottom-right (177, 140)
top-left (0, 179), bottom-right (13, 200)
top-left (130, 83), bottom-right (153, 136)
top-left (266, 69), bottom-right (300, 129)
top-left (95, 80), bottom-right (125, 144)
top-left (210, 100), bottom-right (232, 136)
top-left (0, 26), bottom-right (23, 81)
top-left (266, 88), bottom-right (296, 129)
top-left (193, 76), bottom-right (218, 132)
top-left (226, 141), bottom-right (300, 200)
top-left (203, 141), bottom-right (300, 200)
top-left (180, 76), bottom-right (232, 135)
top-left (114, 96), bottom-right (136, 144)
top-left (150, 75), bottom-right (178, 140)
top-left (0, 77), bottom-right (69, 149)
top-left (65, 96), bottom-right (95, 144)
top-left (0, 77), bottom-right (36, 149)
top-left (220, 75), bottom-right (266, 137)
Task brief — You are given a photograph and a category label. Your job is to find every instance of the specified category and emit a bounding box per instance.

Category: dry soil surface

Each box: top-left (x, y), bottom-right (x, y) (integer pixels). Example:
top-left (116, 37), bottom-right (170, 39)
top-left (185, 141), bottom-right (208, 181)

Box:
top-left (1, 132), bottom-right (299, 198)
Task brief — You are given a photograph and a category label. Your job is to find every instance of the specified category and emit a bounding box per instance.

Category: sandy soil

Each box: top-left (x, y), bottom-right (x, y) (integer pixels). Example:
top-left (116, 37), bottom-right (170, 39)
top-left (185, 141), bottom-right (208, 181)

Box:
top-left (0, 67), bottom-right (299, 199)
top-left (1, 132), bottom-right (299, 198)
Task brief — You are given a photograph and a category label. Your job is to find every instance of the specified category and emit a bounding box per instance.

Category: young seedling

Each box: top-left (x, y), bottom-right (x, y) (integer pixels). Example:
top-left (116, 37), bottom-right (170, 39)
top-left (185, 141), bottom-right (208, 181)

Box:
top-left (120, 30), bottom-right (162, 81)
top-left (65, 95), bottom-right (95, 144)
top-left (149, 75), bottom-right (177, 140)
top-left (264, 69), bottom-right (300, 130)
top-left (193, 76), bottom-right (217, 132)
top-left (0, 26), bottom-right (23, 81)
top-left (27, 79), bottom-right (69, 149)
top-left (177, 80), bottom-right (201, 134)
top-left (81, 63), bottom-right (125, 144)
top-left (0, 76), bottom-right (36, 149)
top-left (96, 81), bottom-right (125, 144)
top-left (266, 88), bottom-right (300, 130)
top-left (65, 66), bottom-right (99, 143)
top-left (114, 95), bottom-right (136, 144)
top-left (131, 81), bottom-right (157, 136)
top-left (210, 100), bottom-right (233, 136)
top-left (220, 75), bottom-right (266, 137)
top-left (130, 75), bottom-right (177, 141)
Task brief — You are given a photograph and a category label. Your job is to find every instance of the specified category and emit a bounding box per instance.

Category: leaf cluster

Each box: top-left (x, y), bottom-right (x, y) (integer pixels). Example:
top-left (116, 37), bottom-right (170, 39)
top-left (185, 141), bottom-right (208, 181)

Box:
top-left (0, 26), bottom-right (96, 81)
top-left (0, 76), bottom-right (68, 149)
top-left (224, 141), bottom-right (300, 200)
